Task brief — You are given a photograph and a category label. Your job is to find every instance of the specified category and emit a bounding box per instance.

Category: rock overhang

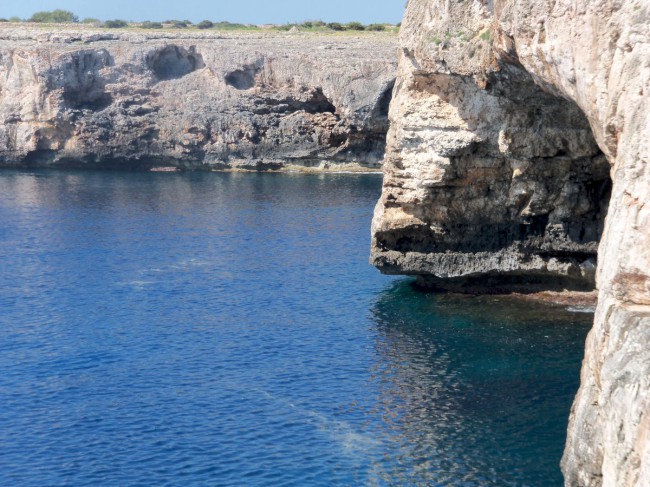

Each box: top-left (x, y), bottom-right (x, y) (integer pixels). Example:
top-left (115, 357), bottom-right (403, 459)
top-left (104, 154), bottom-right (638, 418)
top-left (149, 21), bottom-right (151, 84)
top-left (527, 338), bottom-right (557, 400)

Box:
top-left (374, 1), bottom-right (650, 485)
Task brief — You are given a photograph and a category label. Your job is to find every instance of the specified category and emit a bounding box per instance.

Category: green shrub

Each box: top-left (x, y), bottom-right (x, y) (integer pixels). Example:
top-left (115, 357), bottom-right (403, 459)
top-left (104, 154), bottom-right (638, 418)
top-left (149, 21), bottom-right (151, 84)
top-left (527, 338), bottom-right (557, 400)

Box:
top-left (366, 23), bottom-right (386, 31)
top-left (81, 18), bottom-right (100, 24)
top-left (480, 30), bottom-right (491, 41)
top-left (9, 17), bottom-right (22, 22)
top-left (311, 20), bottom-right (326, 27)
top-left (0, 18), bottom-right (8, 22)
top-left (197, 20), bottom-right (214, 29)
top-left (29, 10), bottom-right (78, 23)
top-left (141, 21), bottom-right (163, 29)
top-left (213, 21), bottom-right (250, 30)
top-left (345, 22), bottom-right (365, 31)
top-left (327, 22), bottom-right (344, 31)
top-left (103, 19), bottom-right (128, 28)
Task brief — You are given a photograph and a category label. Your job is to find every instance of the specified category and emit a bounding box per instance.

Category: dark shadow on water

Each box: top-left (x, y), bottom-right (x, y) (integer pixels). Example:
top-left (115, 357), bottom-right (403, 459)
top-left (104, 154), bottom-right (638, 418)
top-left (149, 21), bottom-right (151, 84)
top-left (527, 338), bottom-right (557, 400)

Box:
top-left (368, 279), bottom-right (592, 486)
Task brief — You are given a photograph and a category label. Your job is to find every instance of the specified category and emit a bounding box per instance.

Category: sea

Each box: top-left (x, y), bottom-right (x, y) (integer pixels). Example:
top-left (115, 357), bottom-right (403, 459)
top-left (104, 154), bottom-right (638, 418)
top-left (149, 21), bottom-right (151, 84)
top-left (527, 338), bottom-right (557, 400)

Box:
top-left (0, 170), bottom-right (593, 486)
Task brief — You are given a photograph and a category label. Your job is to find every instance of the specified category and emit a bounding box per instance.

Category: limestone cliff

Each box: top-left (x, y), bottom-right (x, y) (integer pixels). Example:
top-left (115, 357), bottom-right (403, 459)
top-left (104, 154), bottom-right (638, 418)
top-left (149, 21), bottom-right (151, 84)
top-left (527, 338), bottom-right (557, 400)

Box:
top-left (372, 0), bottom-right (649, 485)
top-left (0, 27), bottom-right (397, 170)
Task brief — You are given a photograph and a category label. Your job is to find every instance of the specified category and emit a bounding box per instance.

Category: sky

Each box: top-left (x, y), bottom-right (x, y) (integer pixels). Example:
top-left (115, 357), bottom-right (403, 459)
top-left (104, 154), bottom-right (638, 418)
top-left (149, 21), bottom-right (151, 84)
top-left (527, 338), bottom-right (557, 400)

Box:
top-left (2, 0), bottom-right (406, 25)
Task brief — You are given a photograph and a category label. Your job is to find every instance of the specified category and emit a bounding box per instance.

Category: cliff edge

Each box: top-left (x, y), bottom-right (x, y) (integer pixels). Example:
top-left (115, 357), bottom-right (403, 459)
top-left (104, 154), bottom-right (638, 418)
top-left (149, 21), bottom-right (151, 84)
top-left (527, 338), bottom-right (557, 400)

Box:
top-left (372, 0), bottom-right (649, 485)
top-left (0, 27), bottom-right (397, 170)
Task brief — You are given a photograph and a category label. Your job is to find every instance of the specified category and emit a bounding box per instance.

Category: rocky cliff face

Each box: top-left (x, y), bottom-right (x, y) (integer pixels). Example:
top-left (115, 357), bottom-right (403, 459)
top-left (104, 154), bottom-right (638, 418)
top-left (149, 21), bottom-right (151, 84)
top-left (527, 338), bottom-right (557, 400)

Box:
top-left (373, 0), bottom-right (649, 485)
top-left (0, 28), bottom-right (397, 170)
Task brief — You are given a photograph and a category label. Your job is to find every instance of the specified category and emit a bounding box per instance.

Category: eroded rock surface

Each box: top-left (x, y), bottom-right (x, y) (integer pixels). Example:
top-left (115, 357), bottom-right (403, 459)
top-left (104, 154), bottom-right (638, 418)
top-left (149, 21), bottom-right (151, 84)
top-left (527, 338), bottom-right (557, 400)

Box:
top-left (373, 0), bottom-right (649, 485)
top-left (0, 27), bottom-right (397, 170)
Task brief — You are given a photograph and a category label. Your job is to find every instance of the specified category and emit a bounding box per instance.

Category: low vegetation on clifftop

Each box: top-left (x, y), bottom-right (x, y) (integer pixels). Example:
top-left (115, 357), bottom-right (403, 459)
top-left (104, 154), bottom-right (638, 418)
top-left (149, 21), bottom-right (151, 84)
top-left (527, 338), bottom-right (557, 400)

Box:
top-left (0, 9), bottom-right (399, 33)
top-left (0, 25), bottom-right (397, 171)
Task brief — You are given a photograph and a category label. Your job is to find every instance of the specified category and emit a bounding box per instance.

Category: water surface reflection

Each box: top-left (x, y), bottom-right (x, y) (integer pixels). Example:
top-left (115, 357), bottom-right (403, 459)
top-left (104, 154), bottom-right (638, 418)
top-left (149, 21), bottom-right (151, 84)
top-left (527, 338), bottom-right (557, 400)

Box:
top-left (369, 281), bottom-right (592, 485)
top-left (0, 170), bottom-right (591, 486)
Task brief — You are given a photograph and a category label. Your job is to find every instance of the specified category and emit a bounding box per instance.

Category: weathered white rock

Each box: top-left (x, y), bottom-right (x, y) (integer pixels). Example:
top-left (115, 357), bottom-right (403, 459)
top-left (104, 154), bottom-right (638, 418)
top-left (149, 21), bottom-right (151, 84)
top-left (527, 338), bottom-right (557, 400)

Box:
top-left (373, 0), bottom-right (649, 484)
top-left (0, 27), bottom-right (398, 170)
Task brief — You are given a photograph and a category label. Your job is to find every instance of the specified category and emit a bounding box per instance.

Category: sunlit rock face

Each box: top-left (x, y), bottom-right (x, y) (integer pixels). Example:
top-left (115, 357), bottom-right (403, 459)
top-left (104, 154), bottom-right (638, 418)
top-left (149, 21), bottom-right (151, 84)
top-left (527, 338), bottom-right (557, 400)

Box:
top-left (373, 0), bottom-right (649, 485)
top-left (0, 28), bottom-right (397, 170)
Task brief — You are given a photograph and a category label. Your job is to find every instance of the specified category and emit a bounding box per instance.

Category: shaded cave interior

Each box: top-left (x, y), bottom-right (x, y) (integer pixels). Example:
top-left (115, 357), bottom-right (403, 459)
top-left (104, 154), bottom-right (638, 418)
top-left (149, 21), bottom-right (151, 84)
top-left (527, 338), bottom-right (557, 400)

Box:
top-left (225, 66), bottom-right (260, 90)
top-left (146, 45), bottom-right (205, 81)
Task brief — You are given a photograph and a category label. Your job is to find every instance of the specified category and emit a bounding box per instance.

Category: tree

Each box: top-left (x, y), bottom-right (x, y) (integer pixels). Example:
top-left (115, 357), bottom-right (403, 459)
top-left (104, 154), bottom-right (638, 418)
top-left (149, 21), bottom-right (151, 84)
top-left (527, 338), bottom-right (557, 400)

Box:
top-left (103, 19), bottom-right (128, 28)
top-left (327, 22), bottom-right (344, 31)
top-left (345, 22), bottom-right (365, 31)
top-left (29, 10), bottom-right (78, 23)
top-left (366, 23), bottom-right (386, 31)
top-left (197, 20), bottom-right (214, 29)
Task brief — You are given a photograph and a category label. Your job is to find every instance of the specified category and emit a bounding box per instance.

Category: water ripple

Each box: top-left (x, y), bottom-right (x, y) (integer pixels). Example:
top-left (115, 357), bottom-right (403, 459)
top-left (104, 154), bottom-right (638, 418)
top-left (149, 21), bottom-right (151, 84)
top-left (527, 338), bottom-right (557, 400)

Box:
top-left (0, 171), bottom-right (592, 486)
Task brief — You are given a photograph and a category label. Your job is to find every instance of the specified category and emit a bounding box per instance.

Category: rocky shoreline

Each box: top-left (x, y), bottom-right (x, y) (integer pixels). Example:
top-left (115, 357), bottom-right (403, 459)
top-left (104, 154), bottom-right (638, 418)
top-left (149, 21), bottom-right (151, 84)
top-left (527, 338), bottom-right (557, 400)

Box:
top-left (2, 6), bottom-right (648, 485)
top-left (0, 26), bottom-right (398, 171)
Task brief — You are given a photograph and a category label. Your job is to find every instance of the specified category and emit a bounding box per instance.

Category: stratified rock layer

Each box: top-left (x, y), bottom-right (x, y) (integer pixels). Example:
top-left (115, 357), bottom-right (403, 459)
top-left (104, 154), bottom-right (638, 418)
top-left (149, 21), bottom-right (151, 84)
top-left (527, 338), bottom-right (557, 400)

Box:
top-left (372, 0), bottom-right (649, 485)
top-left (0, 27), bottom-right (397, 170)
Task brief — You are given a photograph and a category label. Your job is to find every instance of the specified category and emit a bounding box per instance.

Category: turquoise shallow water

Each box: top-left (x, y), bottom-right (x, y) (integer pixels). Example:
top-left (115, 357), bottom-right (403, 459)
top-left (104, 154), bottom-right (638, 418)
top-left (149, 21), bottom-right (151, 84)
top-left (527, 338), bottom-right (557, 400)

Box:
top-left (0, 170), bottom-right (592, 486)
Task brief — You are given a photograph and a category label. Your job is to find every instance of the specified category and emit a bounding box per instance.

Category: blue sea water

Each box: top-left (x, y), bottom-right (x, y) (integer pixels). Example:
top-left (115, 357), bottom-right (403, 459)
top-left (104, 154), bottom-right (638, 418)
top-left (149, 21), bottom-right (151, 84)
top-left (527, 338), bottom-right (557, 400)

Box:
top-left (0, 170), bottom-right (592, 486)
